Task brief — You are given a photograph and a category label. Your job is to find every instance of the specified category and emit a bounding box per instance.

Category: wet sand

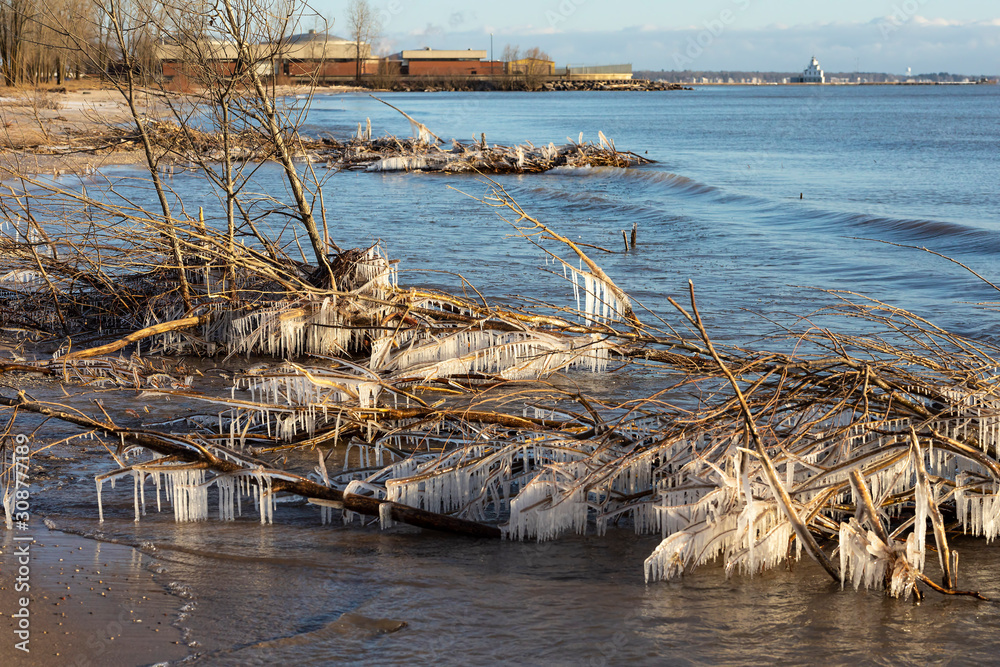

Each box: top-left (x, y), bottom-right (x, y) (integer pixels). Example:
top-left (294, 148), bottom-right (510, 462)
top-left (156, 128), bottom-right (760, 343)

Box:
top-left (0, 525), bottom-right (189, 666)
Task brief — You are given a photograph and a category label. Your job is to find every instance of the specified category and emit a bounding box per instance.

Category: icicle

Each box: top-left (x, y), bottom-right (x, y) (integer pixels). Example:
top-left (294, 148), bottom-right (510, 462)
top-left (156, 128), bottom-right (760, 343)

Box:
top-left (132, 470), bottom-right (141, 522)
top-left (97, 477), bottom-right (105, 523)
top-left (379, 501), bottom-right (394, 529)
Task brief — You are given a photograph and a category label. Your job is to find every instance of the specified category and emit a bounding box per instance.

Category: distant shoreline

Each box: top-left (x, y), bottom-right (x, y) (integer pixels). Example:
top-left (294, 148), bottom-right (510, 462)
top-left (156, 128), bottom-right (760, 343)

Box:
top-left (0, 79), bottom-right (991, 176)
top-left (685, 80), bottom-right (998, 86)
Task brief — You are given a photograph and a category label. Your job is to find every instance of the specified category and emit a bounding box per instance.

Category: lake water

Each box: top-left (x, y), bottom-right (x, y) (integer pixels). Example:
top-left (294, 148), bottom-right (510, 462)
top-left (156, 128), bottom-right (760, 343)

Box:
top-left (296, 85), bottom-right (1000, 342)
top-left (30, 84), bottom-right (1000, 664)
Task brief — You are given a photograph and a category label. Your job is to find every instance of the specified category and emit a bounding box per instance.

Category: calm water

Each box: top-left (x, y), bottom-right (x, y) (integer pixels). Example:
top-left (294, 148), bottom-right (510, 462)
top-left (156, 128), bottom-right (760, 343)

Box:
top-left (37, 85), bottom-right (1000, 664)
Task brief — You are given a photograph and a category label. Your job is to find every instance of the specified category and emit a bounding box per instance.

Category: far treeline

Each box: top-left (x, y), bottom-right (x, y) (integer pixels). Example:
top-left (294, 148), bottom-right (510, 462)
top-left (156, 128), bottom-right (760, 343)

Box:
top-left (0, 0), bottom-right (99, 86)
top-left (0, 0), bottom-right (343, 87)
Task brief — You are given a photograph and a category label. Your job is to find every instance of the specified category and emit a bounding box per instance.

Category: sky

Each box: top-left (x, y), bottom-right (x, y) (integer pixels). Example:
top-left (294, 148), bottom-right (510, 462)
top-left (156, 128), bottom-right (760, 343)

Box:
top-left (314, 0), bottom-right (1000, 74)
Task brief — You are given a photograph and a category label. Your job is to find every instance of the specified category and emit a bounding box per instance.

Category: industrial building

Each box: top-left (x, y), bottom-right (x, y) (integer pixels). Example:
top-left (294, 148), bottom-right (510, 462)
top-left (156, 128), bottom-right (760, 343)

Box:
top-left (560, 64), bottom-right (632, 80)
top-left (155, 30), bottom-right (374, 81)
top-left (155, 35), bottom-right (630, 84)
top-left (156, 37), bottom-right (256, 80)
top-left (393, 49), bottom-right (502, 77)
top-left (507, 57), bottom-right (556, 77)
top-left (280, 30), bottom-right (375, 78)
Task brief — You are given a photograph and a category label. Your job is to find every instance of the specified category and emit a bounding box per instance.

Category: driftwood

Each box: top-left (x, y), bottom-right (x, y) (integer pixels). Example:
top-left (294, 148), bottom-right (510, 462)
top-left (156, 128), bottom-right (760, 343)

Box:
top-left (61, 314), bottom-right (213, 360)
top-left (6, 112), bottom-right (652, 176)
top-left (0, 392), bottom-right (500, 538)
top-left (4, 217), bottom-right (1000, 601)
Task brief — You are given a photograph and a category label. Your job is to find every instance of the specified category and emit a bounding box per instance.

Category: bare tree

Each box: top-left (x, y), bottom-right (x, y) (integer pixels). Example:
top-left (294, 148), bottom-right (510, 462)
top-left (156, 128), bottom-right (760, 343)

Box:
top-left (499, 43), bottom-right (519, 90)
top-left (501, 43), bottom-right (518, 65)
top-left (503, 44), bottom-right (551, 91)
top-left (21, 0), bottom-right (74, 84)
top-left (345, 0), bottom-right (379, 83)
top-left (39, 0), bottom-right (338, 289)
top-left (0, 0), bottom-right (33, 86)
top-left (51, 0), bottom-right (98, 82)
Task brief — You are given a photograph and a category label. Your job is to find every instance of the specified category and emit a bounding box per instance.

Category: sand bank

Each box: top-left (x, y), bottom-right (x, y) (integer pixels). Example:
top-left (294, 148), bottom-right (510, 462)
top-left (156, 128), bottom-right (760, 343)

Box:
top-left (0, 82), bottom-right (363, 174)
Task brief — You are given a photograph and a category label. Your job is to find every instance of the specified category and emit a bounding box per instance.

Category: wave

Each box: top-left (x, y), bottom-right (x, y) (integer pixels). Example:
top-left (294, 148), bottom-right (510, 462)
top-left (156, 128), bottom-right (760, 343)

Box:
top-left (541, 165), bottom-right (999, 253)
top-left (549, 165), bottom-right (723, 198)
top-left (796, 209), bottom-right (1000, 252)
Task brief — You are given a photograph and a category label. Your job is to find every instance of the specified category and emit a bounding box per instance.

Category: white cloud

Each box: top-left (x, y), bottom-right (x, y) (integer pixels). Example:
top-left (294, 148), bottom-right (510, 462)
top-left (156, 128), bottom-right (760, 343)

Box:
top-left (912, 16), bottom-right (964, 27)
top-left (910, 16), bottom-right (1000, 28)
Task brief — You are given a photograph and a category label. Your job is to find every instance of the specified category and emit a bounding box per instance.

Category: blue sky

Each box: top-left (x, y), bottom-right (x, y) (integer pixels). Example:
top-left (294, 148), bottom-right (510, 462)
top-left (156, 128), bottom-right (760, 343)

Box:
top-left (314, 0), bottom-right (1000, 74)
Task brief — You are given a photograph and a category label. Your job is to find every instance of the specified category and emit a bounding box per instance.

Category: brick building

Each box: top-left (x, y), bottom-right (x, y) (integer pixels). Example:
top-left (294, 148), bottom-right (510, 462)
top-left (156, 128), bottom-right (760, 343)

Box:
top-left (395, 49), bottom-right (501, 77)
top-left (280, 30), bottom-right (376, 78)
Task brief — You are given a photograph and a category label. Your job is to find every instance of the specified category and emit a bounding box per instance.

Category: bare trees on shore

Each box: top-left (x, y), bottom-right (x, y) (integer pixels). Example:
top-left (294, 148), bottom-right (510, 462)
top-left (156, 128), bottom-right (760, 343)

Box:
top-left (0, 0), bottom-right (326, 88)
top-left (1, 0), bottom-right (97, 85)
top-left (346, 0), bottom-right (380, 83)
top-left (501, 44), bottom-right (553, 90)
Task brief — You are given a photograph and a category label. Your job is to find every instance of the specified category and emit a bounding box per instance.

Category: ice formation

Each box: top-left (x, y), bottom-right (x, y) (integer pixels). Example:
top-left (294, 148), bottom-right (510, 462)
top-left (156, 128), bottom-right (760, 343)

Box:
top-left (96, 461), bottom-right (279, 525)
top-left (379, 329), bottom-right (611, 381)
top-left (564, 263), bottom-right (632, 324)
top-left (367, 156), bottom-right (430, 172)
top-left (149, 245), bottom-right (398, 358)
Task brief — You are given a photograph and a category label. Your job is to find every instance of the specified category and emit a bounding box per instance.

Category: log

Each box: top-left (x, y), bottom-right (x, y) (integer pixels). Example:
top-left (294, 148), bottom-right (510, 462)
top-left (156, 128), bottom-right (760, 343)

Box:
top-left (61, 314), bottom-right (212, 360)
top-left (0, 392), bottom-right (501, 539)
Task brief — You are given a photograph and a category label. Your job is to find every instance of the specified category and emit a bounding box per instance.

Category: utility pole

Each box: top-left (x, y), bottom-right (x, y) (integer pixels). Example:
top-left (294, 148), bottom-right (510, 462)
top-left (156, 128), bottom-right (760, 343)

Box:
top-left (490, 33), bottom-right (494, 76)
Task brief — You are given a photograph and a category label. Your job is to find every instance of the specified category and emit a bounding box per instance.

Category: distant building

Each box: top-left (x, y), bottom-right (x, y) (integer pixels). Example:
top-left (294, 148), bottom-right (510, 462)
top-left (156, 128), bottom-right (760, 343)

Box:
top-left (280, 30), bottom-right (375, 78)
top-left (155, 30), bottom-right (376, 81)
top-left (155, 36), bottom-right (635, 84)
top-left (792, 57), bottom-right (825, 83)
top-left (397, 48), bottom-right (498, 76)
top-left (559, 64), bottom-right (632, 81)
top-left (507, 57), bottom-right (556, 76)
top-left (156, 37), bottom-right (254, 80)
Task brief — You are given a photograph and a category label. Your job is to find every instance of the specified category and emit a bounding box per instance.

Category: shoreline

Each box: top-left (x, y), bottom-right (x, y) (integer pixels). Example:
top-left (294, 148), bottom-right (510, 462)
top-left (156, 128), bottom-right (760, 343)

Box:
top-left (686, 80), bottom-right (999, 86)
top-left (1, 79), bottom-right (988, 175)
top-left (0, 82), bottom-right (366, 174)
top-left (0, 524), bottom-right (188, 666)
top-left (0, 84), bottom-right (652, 176)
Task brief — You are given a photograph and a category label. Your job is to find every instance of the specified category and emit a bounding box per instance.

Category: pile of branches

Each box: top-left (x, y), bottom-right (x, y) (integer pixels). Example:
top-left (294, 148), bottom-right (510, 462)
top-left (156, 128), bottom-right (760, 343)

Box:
top-left (5, 95), bottom-right (650, 177)
top-left (2, 176), bottom-right (1000, 604)
top-left (320, 100), bottom-right (650, 173)
top-left (138, 119), bottom-right (274, 161)
top-left (324, 130), bottom-right (651, 174)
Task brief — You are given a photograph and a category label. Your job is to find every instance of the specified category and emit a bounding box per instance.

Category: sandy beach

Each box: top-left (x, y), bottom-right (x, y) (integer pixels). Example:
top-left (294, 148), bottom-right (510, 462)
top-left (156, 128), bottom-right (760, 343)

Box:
top-left (0, 81), bottom-right (362, 174)
top-left (1, 525), bottom-right (188, 666)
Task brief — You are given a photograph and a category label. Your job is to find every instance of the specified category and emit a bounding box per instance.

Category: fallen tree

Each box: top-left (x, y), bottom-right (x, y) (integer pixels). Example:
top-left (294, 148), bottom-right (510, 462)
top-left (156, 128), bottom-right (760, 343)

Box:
top-left (3, 171), bottom-right (1000, 602)
top-left (1, 0), bottom-right (999, 606)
